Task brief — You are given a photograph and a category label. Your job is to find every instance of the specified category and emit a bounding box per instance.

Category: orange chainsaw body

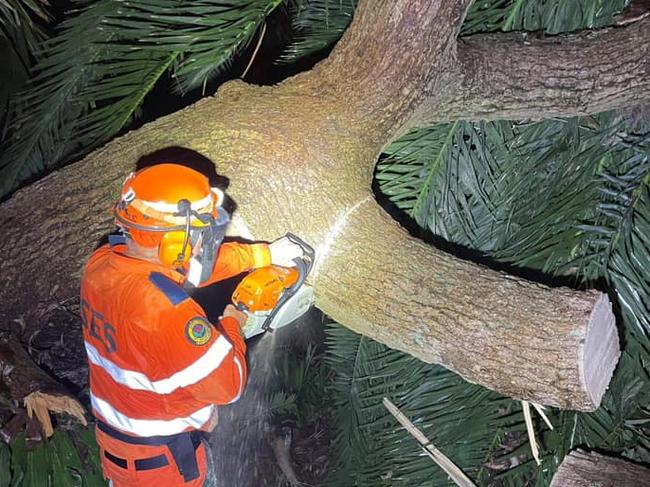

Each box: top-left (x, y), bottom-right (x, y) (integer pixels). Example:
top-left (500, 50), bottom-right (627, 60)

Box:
top-left (232, 265), bottom-right (300, 312)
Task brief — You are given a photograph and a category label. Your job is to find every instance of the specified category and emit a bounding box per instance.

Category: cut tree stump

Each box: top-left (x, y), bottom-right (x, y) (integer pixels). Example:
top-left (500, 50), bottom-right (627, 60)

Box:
top-left (550, 449), bottom-right (650, 487)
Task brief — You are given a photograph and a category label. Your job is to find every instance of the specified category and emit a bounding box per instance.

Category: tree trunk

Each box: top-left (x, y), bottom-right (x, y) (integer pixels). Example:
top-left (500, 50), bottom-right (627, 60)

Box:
top-left (550, 450), bottom-right (650, 487)
top-left (2, 0), bottom-right (644, 410)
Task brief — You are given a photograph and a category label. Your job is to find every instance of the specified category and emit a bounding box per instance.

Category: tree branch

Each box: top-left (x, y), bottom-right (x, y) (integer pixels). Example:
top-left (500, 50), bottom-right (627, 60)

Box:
top-left (426, 18), bottom-right (650, 123)
top-left (313, 200), bottom-right (619, 410)
top-left (292, 0), bottom-right (473, 136)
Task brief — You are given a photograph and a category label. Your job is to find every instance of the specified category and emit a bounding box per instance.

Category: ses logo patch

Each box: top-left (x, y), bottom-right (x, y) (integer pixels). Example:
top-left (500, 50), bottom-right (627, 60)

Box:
top-left (185, 317), bottom-right (212, 346)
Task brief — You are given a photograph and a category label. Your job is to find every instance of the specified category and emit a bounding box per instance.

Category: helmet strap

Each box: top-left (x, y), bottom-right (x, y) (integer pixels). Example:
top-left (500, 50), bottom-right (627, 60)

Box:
top-left (175, 199), bottom-right (193, 265)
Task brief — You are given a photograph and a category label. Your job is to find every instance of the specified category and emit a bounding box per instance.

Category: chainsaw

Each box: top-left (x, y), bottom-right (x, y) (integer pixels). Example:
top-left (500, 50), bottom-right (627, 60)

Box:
top-left (232, 233), bottom-right (315, 339)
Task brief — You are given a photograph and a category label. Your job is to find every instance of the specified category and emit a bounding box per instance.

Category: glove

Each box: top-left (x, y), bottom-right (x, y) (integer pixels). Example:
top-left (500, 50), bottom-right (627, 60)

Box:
top-left (223, 304), bottom-right (265, 339)
top-left (222, 304), bottom-right (248, 329)
top-left (269, 236), bottom-right (303, 267)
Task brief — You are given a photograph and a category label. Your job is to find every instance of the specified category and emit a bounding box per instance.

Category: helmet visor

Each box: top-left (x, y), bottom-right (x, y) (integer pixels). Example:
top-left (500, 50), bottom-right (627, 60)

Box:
top-left (187, 206), bottom-right (230, 286)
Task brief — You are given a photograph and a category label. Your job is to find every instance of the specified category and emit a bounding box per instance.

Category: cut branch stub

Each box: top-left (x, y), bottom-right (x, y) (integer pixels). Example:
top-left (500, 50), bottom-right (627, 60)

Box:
top-left (550, 450), bottom-right (650, 487)
top-left (312, 200), bottom-right (619, 411)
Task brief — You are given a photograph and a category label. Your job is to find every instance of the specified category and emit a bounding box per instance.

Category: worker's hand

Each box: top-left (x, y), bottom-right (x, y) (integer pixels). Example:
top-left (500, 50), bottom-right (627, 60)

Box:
top-left (222, 304), bottom-right (248, 329)
top-left (269, 236), bottom-right (303, 267)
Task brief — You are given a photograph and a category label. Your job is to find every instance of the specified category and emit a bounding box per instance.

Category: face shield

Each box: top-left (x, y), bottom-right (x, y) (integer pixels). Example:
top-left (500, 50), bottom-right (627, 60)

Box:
top-left (185, 205), bottom-right (230, 286)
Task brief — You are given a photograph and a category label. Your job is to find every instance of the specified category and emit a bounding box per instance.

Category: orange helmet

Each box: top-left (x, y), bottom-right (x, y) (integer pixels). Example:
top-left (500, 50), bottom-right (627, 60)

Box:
top-left (114, 164), bottom-right (229, 285)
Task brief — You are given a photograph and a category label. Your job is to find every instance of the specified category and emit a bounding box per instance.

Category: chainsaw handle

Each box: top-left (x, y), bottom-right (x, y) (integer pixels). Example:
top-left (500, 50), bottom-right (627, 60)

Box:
top-left (260, 233), bottom-right (314, 334)
top-left (284, 232), bottom-right (315, 271)
top-left (286, 233), bottom-right (314, 296)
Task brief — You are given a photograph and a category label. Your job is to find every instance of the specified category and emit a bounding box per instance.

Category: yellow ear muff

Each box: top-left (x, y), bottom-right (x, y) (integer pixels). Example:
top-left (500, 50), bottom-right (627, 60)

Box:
top-left (159, 231), bottom-right (191, 267)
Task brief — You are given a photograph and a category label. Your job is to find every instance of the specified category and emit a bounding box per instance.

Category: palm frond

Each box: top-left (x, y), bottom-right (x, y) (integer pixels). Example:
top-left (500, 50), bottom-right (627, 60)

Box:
top-left (278, 0), bottom-right (356, 64)
top-left (501, 0), bottom-right (628, 33)
top-left (267, 390), bottom-right (298, 418)
top-left (375, 122), bottom-right (458, 220)
top-left (0, 0), bottom-right (282, 198)
top-left (606, 167), bottom-right (650, 336)
top-left (324, 325), bottom-right (394, 486)
top-left (2, 426), bottom-right (105, 486)
top-left (460, 0), bottom-right (629, 35)
top-left (462, 0), bottom-right (515, 35)
top-left (102, 0), bottom-right (282, 93)
top-left (1, 0), bottom-right (125, 196)
top-left (0, 0), bottom-right (49, 135)
top-left (76, 49), bottom-right (178, 144)
top-left (378, 114), bottom-right (649, 276)
top-left (0, 0), bottom-right (48, 67)
top-left (325, 323), bottom-right (533, 487)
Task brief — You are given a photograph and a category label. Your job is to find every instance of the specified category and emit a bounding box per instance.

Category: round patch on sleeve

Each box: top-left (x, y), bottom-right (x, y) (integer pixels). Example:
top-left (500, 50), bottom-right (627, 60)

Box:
top-left (185, 317), bottom-right (213, 346)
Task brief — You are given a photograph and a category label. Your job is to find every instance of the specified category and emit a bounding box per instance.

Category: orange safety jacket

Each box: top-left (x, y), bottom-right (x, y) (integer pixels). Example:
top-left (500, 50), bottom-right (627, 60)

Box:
top-left (80, 235), bottom-right (271, 437)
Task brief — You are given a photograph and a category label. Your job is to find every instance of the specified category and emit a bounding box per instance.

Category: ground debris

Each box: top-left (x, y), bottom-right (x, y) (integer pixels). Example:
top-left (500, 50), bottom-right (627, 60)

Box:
top-left (270, 425), bottom-right (302, 486)
top-left (24, 391), bottom-right (87, 438)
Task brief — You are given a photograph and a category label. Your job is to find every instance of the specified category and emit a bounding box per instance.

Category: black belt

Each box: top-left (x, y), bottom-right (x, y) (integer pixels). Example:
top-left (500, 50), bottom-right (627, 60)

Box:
top-left (97, 420), bottom-right (202, 482)
top-left (104, 450), bottom-right (170, 471)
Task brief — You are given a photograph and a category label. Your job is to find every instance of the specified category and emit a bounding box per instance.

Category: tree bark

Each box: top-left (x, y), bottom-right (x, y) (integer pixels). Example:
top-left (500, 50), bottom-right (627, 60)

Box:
top-left (437, 18), bottom-right (650, 123)
top-left (550, 450), bottom-right (650, 487)
top-left (1, 0), bottom-right (640, 410)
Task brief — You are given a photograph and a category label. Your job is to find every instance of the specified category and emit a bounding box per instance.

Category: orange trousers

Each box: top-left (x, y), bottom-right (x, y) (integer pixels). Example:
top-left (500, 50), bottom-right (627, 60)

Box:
top-left (95, 427), bottom-right (208, 487)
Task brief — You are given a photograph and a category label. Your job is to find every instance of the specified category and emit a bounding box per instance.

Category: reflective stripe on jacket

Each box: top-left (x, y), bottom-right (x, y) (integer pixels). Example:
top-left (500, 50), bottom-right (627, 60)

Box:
top-left (80, 239), bottom-right (270, 437)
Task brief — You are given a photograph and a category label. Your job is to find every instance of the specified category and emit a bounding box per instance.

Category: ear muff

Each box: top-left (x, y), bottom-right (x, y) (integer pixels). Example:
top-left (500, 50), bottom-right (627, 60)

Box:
top-left (159, 231), bottom-right (191, 267)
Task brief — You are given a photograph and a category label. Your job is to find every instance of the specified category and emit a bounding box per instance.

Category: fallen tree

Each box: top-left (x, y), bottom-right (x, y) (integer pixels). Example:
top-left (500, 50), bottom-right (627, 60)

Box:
top-left (2, 0), bottom-right (649, 410)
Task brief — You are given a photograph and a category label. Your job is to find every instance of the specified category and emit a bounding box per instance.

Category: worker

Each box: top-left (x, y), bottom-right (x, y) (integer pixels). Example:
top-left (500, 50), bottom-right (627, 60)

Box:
top-left (80, 163), bottom-right (303, 486)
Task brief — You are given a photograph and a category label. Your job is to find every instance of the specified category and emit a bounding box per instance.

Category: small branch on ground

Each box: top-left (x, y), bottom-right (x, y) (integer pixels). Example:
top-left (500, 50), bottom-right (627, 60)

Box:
top-left (615, 0), bottom-right (650, 25)
top-left (269, 425), bottom-right (303, 487)
top-left (383, 397), bottom-right (476, 487)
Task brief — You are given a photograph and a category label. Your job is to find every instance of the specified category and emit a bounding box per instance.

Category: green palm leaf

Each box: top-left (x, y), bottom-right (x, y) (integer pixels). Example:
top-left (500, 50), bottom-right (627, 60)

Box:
top-left (462, 0), bottom-right (627, 34)
top-left (0, 0), bottom-right (49, 135)
top-left (1, 0), bottom-right (127, 196)
top-left (462, 0), bottom-right (516, 34)
top-left (101, 0), bottom-right (282, 93)
top-left (502, 0), bottom-right (628, 33)
top-left (279, 0), bottom-right (356, 64)
top-left (325, 323), bottom-right (531, 486)
top-left (0, 0), bottom-right (282, 197)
